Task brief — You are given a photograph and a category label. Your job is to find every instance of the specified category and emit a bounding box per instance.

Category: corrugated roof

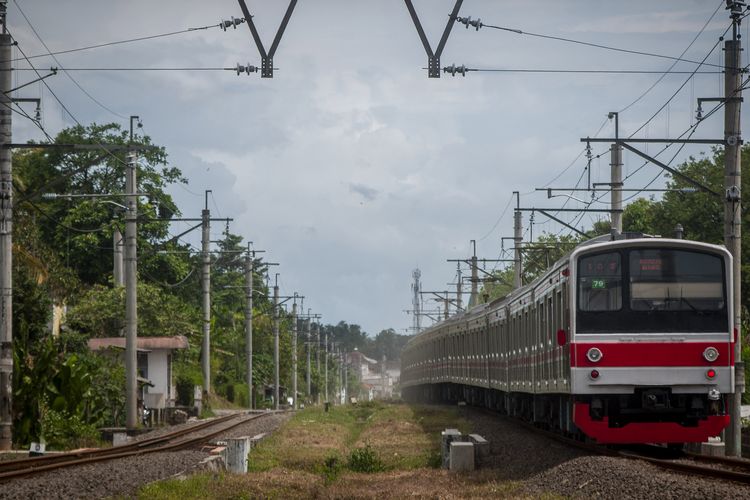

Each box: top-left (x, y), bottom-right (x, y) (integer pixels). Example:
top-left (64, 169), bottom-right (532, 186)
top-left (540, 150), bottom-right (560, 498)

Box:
top-left (88, 335), bottom-right (189, 351)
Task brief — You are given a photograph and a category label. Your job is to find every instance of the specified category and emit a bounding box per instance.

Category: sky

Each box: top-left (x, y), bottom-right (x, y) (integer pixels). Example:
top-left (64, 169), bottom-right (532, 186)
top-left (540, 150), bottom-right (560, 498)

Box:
top-left (7, 0), bottom-right (747, 336)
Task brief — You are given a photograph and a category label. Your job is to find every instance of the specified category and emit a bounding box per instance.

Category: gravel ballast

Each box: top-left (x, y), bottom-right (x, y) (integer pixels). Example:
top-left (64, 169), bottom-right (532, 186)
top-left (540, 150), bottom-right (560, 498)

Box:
top-left (459, 406), bottom-right (750, 499)
top-left (1, 412), bottom-right (290, 500)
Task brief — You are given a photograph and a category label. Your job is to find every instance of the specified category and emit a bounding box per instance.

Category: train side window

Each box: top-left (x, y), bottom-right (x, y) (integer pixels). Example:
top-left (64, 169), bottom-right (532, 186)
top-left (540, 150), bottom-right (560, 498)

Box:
top-left (578, 252), bottom-right (622, 311)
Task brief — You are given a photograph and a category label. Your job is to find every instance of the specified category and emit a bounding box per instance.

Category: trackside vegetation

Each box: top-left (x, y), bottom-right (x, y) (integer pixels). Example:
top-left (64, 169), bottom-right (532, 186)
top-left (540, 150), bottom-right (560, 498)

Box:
top-left (138, 402), bottom-right (529, 499)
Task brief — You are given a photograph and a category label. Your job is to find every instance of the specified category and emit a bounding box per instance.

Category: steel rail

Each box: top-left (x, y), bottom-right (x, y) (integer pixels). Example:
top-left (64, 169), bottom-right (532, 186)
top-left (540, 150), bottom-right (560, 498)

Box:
top-left (0, 413), bottom-right (237, 473)
top-left (475, 407), bottom-right (750, 484)
top-left (0, 412), bottom-right (277, 481)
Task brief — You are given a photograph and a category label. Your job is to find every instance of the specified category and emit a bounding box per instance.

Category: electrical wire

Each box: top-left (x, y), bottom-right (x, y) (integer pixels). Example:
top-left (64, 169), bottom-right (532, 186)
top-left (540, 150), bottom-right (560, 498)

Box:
top-left (23, 198), bottom-right (111, 233)
top-left (463, 68), bottom-right (722, 75)
top-left (480, 19), bottom-right (726, 70)
top-left (13, 67), bottom-right (239, 72)
top-left (478, 196), bottom-right (512, 242)
top-left (142, 267), bottom-right (196, 288)
top-left (628, 23), bottom-right (732, 138)
top-left (4, 24), bottom-right (221, 63)
top-left (618, 0), bottom-right (724, 114)
top-left (13, 0), bottom-right (126, 119)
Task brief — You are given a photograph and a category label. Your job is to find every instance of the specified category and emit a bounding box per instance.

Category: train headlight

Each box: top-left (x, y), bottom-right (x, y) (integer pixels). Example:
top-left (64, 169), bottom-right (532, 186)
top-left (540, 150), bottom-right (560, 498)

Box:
top-left (586, 347), bottom-right (603, 363)
top-left (703, 347), bottom-right (719, 363)
top-left (706, 369), bottom-right (717, 379)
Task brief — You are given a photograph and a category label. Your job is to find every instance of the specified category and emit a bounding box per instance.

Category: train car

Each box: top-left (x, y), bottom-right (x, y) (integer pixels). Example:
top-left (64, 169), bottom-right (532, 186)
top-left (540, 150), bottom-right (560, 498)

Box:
top-left (401, 234), bottom-right (734, 444)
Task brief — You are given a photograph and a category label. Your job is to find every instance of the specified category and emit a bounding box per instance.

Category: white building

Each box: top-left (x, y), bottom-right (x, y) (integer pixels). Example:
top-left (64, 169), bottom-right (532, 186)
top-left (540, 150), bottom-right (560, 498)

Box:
top-left (347, 350), bottom-right (394, 400)
top-left (88, 335), bottom-right (188, 409)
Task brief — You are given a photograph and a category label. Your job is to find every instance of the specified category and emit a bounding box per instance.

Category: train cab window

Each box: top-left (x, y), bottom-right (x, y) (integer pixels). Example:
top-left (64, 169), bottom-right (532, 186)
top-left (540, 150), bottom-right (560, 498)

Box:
top-left (578, 252), bottom-right (622, 311)
top-left (629, 249), bottom-right (725, 311)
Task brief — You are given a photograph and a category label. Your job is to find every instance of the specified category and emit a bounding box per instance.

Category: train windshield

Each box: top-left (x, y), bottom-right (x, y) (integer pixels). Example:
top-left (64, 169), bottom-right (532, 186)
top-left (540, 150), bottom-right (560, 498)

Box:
top-left (629, 249), bottom-right (725, 312)
top-left (577, 247), bottom-right (728, 333)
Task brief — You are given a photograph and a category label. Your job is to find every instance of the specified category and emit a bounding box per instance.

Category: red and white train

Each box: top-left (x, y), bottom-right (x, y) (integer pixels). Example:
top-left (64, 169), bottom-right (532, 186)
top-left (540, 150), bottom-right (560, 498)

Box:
top-left (401, 235), bottom-right (734, 444)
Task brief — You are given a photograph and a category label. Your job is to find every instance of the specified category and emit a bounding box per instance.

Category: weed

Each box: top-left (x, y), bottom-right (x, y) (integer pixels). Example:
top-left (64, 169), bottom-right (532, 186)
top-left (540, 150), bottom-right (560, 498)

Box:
top-left (347, 443), bottom-right (385, 473)
top-left (322, 454), bottom-right (342, 483)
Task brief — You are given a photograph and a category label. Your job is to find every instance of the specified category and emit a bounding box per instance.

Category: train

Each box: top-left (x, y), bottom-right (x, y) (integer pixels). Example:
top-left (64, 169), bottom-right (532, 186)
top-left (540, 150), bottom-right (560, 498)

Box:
top-left (401, 234), bottom-right (734, 444)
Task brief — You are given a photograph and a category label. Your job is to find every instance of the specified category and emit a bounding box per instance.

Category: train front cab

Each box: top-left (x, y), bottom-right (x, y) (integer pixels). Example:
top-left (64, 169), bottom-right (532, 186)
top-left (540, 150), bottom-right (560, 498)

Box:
top-left (569, 240), bottom-right (733, 444)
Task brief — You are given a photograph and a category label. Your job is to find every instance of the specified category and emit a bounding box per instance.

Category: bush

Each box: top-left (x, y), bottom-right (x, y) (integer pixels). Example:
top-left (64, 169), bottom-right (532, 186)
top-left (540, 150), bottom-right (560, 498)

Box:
top-left (42, 410), bottom-right (100, 450)
top-left (347, 444), bottom-right (385, 473)
top-left (323, 454), bottom-right (342, 483)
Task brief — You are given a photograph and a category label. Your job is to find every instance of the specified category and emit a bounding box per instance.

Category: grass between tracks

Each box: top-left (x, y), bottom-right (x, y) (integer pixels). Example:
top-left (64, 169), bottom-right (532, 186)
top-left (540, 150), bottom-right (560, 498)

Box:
top-left (138, 402), bottom-right (541, 499)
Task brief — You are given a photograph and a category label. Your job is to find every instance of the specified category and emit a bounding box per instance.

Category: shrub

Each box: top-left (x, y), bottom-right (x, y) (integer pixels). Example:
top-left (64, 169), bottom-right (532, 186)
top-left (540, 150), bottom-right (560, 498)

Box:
top-left (42, 410), bottom-right (100, 450)
top-left (323, 454), bottom-right (342, 483)
top-left (347, 444), bottom-right (385, 473)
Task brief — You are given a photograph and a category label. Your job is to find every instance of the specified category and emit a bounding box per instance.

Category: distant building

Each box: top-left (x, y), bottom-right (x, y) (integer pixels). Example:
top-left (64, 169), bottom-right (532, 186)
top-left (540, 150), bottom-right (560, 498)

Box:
top-left (347, 349), bottom-right (395, 400)
top-left (88, 335), bottom-right (188, 409)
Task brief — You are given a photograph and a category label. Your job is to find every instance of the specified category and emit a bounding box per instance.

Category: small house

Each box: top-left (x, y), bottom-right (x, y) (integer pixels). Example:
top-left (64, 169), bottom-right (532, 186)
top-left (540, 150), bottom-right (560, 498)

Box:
top-left (88, 335), bottom-right (189, 409)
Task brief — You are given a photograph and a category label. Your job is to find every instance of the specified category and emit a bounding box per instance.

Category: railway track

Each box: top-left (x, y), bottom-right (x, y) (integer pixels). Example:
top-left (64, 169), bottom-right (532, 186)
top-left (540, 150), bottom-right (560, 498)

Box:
top-left (0, 411), bottom-right (276, 481)
top-left (477, 407), bottom-right (750, 485)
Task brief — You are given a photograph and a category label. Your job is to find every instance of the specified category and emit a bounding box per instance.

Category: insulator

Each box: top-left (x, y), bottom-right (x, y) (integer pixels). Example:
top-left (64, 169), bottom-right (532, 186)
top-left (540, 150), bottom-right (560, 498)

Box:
top-left (456, 15), bottom-right (482, 30)
top-left (443, 64), bottom-right (467, 77)
top-left (236, 63), bottom-right (259, 76)
top-left (221, 16), bottom-right (245, 31)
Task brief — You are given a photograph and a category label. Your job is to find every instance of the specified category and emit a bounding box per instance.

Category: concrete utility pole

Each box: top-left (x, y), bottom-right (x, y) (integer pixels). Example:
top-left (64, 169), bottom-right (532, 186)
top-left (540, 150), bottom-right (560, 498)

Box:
top-left (124, 150), bottom-right (138, 431)
top-left (315, 321), bottom-right (320, 403)
top-left (455, 263), bottom-right (462, 313)
top-left (0, 2), bottom-right (13, 448)
top-left (291, 297), bottom-right (298, 410)
top-left (724, 0), bottom-right (744, 457)
top-left (609, 112), bottom-right (623, 234)
top-left (305, 315), bottom-right (311, 398)
top-left (324, 329), bottom-right (329, 402)
top-left (381, 354), bottom-right (387, 400)
top-left (244, 250), bottom-right (254, 409)
top-left (469, 240), bottom-right (478, 307)
top-left (343, 348), bottom-right (348, 404)
top-left (113, 228), bottom-right (124, 287)
top-left (201, 191), bottom-right (211, 395)
top-left (273, 275), bottom-right (280, 410)
top-left (513, 191), bottom-right (523, 289)
top-left (411, 269), bottom-right (422, 333)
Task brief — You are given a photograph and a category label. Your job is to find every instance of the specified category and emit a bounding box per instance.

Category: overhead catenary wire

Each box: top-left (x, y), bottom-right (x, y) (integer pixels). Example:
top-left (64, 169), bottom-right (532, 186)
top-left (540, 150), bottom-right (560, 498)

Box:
top-left (13, 67), bottom-right (244, 72)
top-left (3, 23), bottom-right (222, 63)
top-left (459, 8), bottom-right (728, 70)
top-left (617, 0), bottom-right (724, 114)
top-left (628, 23), bottom-right (732, 138)
top-left (448, 68), bottom-right (723, 75)
top-left (13, 0), bottom-right (127, 119)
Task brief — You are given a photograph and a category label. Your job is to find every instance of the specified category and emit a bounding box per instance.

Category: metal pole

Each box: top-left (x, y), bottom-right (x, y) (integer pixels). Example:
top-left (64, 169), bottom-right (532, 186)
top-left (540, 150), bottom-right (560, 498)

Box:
top-left (113, 228), bottom-right (124, 286)
top-left (245, 251), bottom-right (253, 409)
top-left (201, 192), bottom-right (211, 395)
top-left (273, 278), bottom-right (280, 410)
top-left (0, 7), bottom-right (13, 447)
top-left (724, 16), bottom-right (743, 456)
top-left (124, 152), bottom-right (138, 431)
top-left (610, 112), bottom-right (623, 234)
top-left (291, 298), bottom-right (298, 410)
top-left (513, 192), bottom-right (523, 289)
top-left (444, 292), bottom-right (449, 320)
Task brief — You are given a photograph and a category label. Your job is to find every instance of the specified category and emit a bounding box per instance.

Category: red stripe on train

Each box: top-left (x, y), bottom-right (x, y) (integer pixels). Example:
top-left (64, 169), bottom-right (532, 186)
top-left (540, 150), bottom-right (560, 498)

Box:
top-left (570, 342), bottom-right (733, 367)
